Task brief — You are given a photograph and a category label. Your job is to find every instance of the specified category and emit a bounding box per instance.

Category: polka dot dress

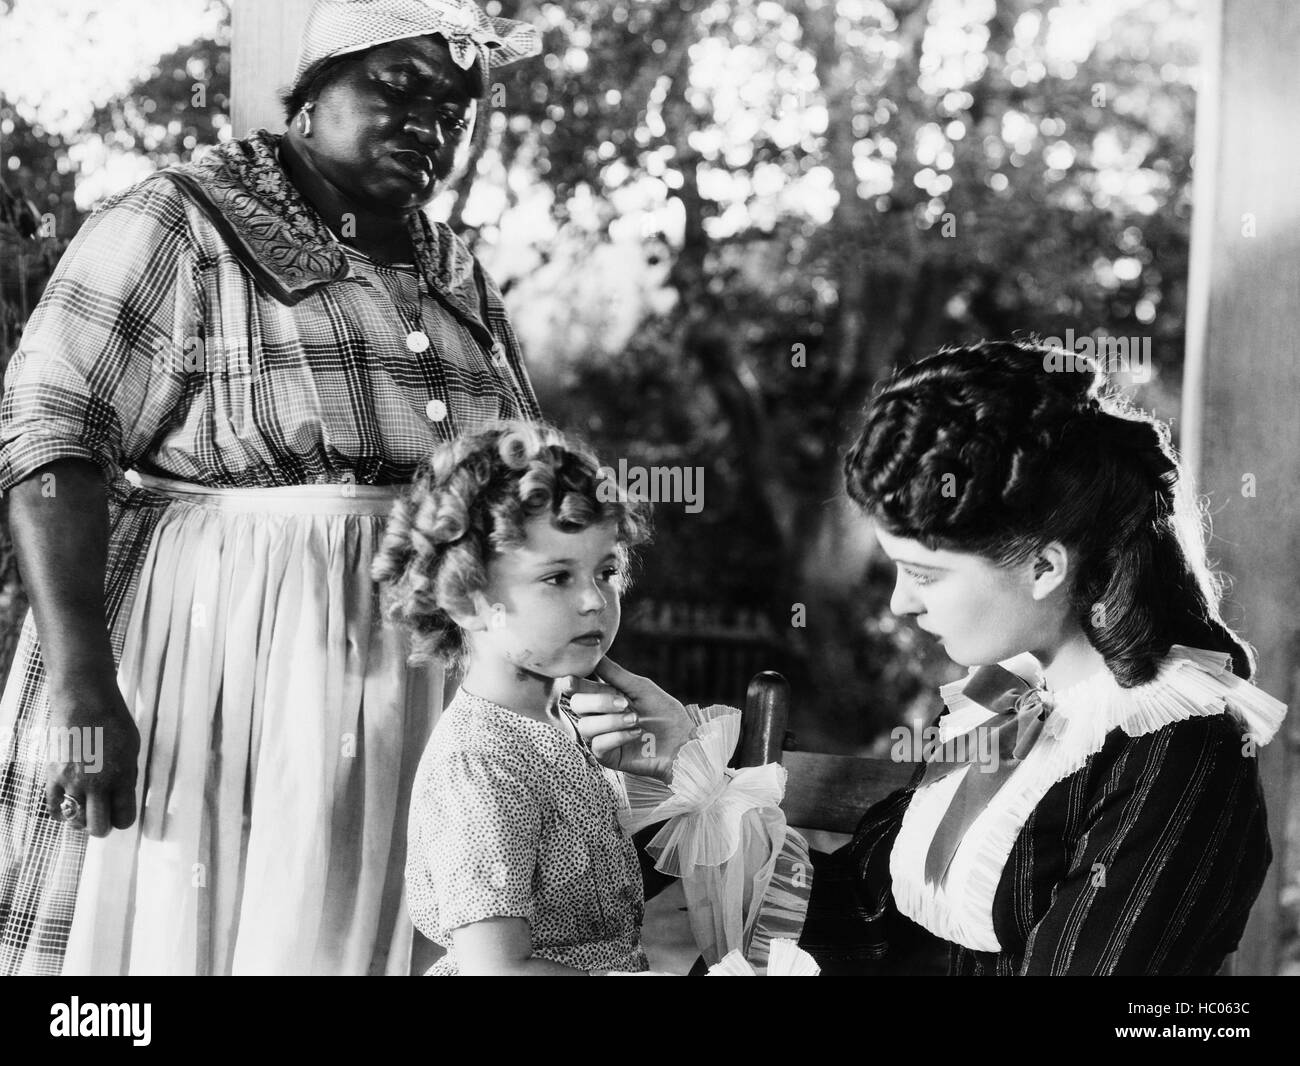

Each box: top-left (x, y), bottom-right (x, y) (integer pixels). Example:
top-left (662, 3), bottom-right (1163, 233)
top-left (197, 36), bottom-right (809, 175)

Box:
top-left (406, 690), bottom-right (649, 975)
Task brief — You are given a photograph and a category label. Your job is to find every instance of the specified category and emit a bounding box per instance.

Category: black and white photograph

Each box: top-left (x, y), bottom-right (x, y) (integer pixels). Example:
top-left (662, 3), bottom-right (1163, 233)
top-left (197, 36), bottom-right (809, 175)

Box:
top-left (0, 0), bottom-right (1294, 1039)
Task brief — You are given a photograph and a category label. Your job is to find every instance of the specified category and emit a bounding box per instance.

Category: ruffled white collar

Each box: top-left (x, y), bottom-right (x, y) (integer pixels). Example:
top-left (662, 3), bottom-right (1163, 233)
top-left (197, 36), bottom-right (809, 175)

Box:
top-left (939, 644), bottom-right (1285, 752)
top-left (890, 644), bottom-right (1287, 953)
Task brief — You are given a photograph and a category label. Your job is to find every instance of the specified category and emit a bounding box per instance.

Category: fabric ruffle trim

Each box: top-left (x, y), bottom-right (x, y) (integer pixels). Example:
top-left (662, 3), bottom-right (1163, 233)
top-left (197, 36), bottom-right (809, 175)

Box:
top-left (708, 938), bottom-right (821, 976)
top-left (620, 705), bottom-right (786, 876)
top-left (618, 704), bottom-right (811, 968)
top-left (892, 644), bottom-right (1288, 953)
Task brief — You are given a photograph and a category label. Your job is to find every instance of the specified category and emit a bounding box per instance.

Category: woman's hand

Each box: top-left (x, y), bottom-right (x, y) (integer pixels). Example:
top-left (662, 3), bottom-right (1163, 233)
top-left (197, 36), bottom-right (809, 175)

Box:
top-left (44, 675), bottom-right (140, 837)
top-left (566, 657), bottom-right (693, 784)
top-left (8, 459), bottom-right (139, 836)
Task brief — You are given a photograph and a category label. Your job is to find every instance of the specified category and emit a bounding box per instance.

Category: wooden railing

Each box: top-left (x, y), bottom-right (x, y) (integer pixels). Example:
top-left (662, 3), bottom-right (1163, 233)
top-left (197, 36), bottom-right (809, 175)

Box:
top-left (614, 624), bottom-right (803, 711)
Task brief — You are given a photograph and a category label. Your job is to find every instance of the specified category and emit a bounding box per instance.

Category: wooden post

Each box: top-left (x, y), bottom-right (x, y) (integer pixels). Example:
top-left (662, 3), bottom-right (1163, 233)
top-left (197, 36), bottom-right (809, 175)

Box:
top-left (1182, 0), bottom-right (1299, 976)
top-left (739, 671), bottom-right (791, 767)
top-left (230, 0), bottom-right (317, 138)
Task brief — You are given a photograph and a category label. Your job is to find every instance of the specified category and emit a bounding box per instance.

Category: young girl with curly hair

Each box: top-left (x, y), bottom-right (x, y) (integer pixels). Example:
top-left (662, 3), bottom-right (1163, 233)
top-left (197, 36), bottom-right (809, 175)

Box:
top-left (800, 339), bottom-right (1287, 975)
top-left (371, 422), bottom-right (668, 975)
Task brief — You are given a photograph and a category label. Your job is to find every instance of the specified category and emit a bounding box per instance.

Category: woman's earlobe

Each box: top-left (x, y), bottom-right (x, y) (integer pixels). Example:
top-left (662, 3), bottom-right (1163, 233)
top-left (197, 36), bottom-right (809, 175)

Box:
top-left (1030, 543), bottom-right (1071, 599)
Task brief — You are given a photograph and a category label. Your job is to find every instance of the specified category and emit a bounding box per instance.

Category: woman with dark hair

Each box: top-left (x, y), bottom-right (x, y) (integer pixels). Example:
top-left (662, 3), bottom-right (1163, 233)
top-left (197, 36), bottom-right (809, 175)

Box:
top-left (0, 0), bottom-right (544, 975)
top-left (797, 339), bottom-right (1286, 975)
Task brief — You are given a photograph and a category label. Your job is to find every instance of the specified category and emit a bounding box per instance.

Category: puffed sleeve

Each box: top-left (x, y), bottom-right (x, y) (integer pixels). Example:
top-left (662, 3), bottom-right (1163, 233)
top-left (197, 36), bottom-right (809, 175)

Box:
top-left (1019, 714), bottom-right (1271, 975)
top-left (0, 176), bottom-right (195, 492)
top-left (408, 748), bottom-right (543, 935)
top-left (797, 774), bottom-right (946, 974)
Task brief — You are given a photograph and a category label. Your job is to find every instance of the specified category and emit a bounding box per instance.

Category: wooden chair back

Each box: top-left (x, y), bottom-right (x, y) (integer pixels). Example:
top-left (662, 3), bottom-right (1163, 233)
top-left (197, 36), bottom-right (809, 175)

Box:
top-left (738, 671), bottom-right (914, 833)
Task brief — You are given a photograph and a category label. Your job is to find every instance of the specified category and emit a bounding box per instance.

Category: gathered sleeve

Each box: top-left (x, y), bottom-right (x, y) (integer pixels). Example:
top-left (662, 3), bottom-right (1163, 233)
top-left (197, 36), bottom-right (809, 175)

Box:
top-left (0, 176), bottom-right (196, 493)
top-left (1018, 714), bottom-right (1271, 975)
top-left (797, 777), bottom-right (944, 973)
top-left (407, 748), bottom-right (543, 936)
top-left (797, 704), bottom-right (943, 974)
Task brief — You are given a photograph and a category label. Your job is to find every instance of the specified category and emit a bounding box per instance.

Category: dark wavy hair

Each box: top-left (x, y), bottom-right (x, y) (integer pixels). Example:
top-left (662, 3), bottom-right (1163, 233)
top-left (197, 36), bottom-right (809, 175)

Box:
top-left (843, 340), bottom-right (1252, 687)
top-left (372, 422), bottom-right (652, 666)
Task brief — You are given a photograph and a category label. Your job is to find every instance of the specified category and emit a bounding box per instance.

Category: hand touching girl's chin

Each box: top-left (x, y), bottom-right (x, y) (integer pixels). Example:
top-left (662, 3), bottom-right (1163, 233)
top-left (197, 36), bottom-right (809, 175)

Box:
top-left (502, 643), bottom-right (605, 680)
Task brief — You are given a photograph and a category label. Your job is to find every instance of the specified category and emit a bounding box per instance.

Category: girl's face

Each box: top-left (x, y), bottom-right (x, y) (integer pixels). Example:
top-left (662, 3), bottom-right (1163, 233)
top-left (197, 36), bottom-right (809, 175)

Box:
top-left (874, 527), bottom-right (1066, 668)
top-left (470, 516), bottom-right (624, 679)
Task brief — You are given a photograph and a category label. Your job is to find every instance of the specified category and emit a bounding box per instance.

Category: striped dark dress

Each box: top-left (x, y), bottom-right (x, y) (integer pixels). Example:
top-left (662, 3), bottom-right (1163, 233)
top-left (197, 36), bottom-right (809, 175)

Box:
top-left (800, 649), bottom-right (1283, 976)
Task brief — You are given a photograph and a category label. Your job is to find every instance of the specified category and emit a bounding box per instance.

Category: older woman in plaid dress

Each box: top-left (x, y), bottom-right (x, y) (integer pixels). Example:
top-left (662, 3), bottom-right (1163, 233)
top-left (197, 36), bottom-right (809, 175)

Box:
top-left (0, 0), bottom-right (542, 975)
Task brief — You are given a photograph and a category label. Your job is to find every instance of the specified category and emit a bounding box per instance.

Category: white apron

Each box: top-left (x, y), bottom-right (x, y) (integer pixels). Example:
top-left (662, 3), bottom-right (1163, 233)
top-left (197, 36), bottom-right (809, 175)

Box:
top-left (63, 473), bottom-right (442, 975)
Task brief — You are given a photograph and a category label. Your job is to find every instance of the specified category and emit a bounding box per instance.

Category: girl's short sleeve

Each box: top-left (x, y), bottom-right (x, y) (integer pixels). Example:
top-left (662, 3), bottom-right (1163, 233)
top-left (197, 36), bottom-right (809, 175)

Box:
top-left (408, 748), bottom-right (543, 936)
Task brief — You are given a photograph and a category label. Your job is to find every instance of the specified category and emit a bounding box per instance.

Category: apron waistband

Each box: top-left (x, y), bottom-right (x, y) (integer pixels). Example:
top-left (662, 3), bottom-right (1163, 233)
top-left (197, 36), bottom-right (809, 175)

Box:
top-left (134, 471), bottom-right (405, 516)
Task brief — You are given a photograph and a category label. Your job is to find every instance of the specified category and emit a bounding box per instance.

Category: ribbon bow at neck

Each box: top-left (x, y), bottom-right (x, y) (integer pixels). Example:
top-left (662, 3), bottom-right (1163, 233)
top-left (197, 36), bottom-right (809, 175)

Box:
top-left (921, 663), bottom-right (1054, 886)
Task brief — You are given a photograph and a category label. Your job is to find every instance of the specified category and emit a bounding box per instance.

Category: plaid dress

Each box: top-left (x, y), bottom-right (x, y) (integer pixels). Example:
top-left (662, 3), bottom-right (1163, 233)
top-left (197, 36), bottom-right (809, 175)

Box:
top-left (0, 130), bottom-right (540, 975)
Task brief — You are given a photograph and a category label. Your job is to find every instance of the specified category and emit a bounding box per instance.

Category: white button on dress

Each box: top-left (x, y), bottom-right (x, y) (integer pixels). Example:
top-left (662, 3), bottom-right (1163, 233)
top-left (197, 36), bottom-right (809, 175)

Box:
top-left (406, 330), bottom-right (430, 353)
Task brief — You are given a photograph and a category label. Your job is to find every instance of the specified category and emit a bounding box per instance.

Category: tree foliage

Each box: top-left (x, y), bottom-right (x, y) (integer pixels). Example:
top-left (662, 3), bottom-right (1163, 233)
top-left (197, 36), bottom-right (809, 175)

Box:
top-left (0, 0), bottom-right (1199, 749)
top-left (469, 0), bottom-right (1197, 746)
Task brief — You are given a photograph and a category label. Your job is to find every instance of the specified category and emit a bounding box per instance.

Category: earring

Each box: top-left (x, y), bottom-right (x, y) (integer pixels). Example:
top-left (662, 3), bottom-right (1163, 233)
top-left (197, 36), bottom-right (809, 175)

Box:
top-left (298, 102), bottom-right (314, 136)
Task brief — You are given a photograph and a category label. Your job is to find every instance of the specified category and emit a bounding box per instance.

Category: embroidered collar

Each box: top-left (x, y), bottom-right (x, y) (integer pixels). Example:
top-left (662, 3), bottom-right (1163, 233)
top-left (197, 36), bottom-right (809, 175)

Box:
top-left (153, 129), bottom-right (489, 331)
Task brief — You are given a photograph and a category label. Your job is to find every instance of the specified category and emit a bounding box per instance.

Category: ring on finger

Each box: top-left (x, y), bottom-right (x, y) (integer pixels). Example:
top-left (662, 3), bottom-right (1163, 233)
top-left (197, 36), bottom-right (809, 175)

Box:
top-left (59, 794), bottom-right (84, 823)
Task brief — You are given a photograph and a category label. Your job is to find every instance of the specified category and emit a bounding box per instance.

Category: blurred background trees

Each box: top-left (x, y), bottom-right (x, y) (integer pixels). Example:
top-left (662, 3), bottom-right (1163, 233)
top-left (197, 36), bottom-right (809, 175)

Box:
top-left (3, 0), bottom-right (1297, 975)
top-left (0, 0), bottom-right (1198, 747)
top-left (467, 0), bottom-right (1198, 751)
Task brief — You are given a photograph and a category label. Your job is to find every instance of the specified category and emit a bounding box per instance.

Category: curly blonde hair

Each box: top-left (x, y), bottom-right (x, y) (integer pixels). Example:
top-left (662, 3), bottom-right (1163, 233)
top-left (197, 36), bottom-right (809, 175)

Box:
top-left (372, 422), bottom-right (652, 665)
